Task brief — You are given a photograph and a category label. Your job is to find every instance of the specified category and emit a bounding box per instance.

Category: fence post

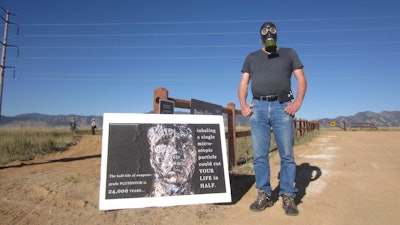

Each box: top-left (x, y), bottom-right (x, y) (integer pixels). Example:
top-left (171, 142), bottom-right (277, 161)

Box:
top-left (298, 119), bottom-right (303, 136)
top-left (227, 103), bottom-right (236, 168)
top-left (154, 87), bottom-right (169, 114)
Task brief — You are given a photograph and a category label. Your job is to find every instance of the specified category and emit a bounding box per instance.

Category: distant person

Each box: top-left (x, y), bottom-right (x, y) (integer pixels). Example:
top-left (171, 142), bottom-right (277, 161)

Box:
top-left (91, 118), bottom-right (97, 135)
top-left (238, 21), bottom-right (307, 216)
top-left (146, 124), bottom-right (197, 197)
top-left (70, 117), bottom-right (77, 134)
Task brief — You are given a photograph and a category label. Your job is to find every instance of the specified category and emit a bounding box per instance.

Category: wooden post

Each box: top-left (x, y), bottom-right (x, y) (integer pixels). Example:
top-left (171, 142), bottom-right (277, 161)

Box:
top-left (299, 119), bottom-right (303, 136)
top-left (227, 103), bottom-right (236, 168)
top-left (294, 119), bottom-right (298, 137)
top-left (153, 87), bottom-right (168, 114)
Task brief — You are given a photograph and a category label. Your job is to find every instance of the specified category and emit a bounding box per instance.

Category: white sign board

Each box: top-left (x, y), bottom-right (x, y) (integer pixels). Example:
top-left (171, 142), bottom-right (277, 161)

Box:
top-left (99, 113), bottom-right (231, 210)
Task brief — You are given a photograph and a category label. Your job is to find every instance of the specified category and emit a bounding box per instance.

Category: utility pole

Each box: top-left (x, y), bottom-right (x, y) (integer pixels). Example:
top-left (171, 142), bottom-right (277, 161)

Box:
top-left (0, 8), bottom-right (17, 122)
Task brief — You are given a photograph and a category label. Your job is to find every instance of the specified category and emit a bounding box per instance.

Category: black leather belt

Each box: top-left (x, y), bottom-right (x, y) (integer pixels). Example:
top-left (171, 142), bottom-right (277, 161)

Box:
top-left (253, 95), bottom-right (278, 101)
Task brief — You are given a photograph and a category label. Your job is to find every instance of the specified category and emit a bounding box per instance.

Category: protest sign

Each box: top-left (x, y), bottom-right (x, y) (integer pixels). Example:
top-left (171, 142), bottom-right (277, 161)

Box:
top-left (99, 113), bottom-right (231, 210)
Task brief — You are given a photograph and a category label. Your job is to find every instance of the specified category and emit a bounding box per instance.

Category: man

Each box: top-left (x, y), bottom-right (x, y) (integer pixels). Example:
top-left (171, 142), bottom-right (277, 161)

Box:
top-left (238, 21), bottom-right (307, 216)
top-left (70, 117), bottom-right (77, 134)
top-left (91, 118), bottom-right (97, 135)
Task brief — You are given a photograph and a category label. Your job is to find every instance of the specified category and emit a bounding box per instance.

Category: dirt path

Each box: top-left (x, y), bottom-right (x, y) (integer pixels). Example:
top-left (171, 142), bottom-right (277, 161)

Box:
top-left (1, 131), bottom-right (399, 225)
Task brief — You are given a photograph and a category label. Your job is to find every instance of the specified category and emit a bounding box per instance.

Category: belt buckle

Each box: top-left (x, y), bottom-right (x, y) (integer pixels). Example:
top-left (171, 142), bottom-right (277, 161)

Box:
top-left (264, 95), bottom-right (277, 101)
top-left (254, 95), bottom-right (277, 101)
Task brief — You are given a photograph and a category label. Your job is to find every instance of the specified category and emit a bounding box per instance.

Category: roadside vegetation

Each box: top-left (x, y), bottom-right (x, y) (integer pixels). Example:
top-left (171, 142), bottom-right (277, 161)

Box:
top-left (0, 127), bottom-right (99, 165)
top-left (0, 125), bottom-right (318, 170)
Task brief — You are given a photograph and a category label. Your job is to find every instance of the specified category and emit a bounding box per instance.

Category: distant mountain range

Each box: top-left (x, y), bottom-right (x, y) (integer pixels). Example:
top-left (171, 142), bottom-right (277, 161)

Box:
top-left (235, 110), bottom-right (400, 127)
top-left (1, 110), bottom-right (399, 128)
top-left (317, 110), bottom-right (400, 127)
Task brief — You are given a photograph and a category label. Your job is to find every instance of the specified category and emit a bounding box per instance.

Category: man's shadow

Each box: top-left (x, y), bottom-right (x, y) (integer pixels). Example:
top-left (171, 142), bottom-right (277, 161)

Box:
top-left (271, 163), bottom-right (322, 204)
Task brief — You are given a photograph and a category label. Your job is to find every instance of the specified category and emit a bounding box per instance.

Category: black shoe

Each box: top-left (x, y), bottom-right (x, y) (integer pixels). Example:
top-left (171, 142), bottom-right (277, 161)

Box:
top-left (282, 194), bottom-right (299, 216)
top-left (250, 190), bottom-right (274, 212)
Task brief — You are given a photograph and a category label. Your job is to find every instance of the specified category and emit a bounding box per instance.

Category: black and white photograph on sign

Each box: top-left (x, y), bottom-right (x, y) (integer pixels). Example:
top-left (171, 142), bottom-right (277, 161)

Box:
top-left (99, 113), bottom-right (231, 210)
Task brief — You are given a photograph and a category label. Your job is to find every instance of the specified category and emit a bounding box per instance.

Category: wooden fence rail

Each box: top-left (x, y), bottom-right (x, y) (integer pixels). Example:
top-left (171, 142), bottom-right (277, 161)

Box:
top-left (153, 87), bottom-right (319, 168)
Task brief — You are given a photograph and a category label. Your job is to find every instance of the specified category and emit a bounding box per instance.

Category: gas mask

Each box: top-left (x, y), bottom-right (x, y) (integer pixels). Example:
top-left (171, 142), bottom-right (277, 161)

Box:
top-left (260, 22), bottom-right (278, 53)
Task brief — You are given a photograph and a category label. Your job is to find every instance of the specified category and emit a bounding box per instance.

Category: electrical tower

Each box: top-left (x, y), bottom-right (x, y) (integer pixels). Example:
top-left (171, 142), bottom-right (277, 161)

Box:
top-left (0, 7), bottom-right (18, 122)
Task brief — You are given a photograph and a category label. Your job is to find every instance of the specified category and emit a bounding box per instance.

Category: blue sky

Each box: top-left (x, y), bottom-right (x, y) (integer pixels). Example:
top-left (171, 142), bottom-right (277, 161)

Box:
top-left (1, 0), bottom-right (399, 120)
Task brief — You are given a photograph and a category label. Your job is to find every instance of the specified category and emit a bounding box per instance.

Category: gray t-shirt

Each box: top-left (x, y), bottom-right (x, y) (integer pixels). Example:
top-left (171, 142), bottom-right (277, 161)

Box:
top-left (242, 47), bottom-right (303, 102)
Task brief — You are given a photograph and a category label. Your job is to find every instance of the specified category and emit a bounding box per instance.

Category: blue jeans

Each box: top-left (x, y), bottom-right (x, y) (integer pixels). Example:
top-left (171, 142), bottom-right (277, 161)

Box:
top-left (250, 99), bottom-right (298, 197)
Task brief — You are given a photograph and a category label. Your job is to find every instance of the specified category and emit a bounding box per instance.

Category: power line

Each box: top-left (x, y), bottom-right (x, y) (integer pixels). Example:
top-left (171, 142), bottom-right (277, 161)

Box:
top-left (21, 56), bottom-right (244, 60)
top-left (20, 27), bottom-right (400, 37)
top-left (18, 16), bottom-right (400, 26)
top-left (19, 44), bottom-right (257, 49)
top-left (5, 15), bottom-right (400, 83)
top-left (11, 71), bottom-right (399, 81)
top-left (17, 41), bottom-right (400, 49)
top-left (16, 71), bottom-right (398, 77)
top-left (19, 52), bottom-right (400, 60)
top-left (22, 32), bottom-right (255, 37)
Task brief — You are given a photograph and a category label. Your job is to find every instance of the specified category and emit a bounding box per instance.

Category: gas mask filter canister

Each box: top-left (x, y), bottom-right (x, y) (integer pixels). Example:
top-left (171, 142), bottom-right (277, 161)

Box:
top-left (260, 22), bottom-right (278, 53)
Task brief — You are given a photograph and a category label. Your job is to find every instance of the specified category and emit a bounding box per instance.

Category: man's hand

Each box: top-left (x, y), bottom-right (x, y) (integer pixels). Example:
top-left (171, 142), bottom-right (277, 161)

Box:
top-left (284, 101), bottom-right (300, 116)
top-left (285, 68), bottom-right (307, 116)
top-left (238, 72), bottom-right (252, 117)
top-left (241, 104), bottom-right (253, 117)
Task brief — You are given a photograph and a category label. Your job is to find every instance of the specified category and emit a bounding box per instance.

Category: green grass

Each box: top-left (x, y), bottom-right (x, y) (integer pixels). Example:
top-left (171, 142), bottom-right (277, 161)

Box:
top-left (0, 127), bottom-right (83, 165)
top-left (64, 176), bottom-right (81, 184)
